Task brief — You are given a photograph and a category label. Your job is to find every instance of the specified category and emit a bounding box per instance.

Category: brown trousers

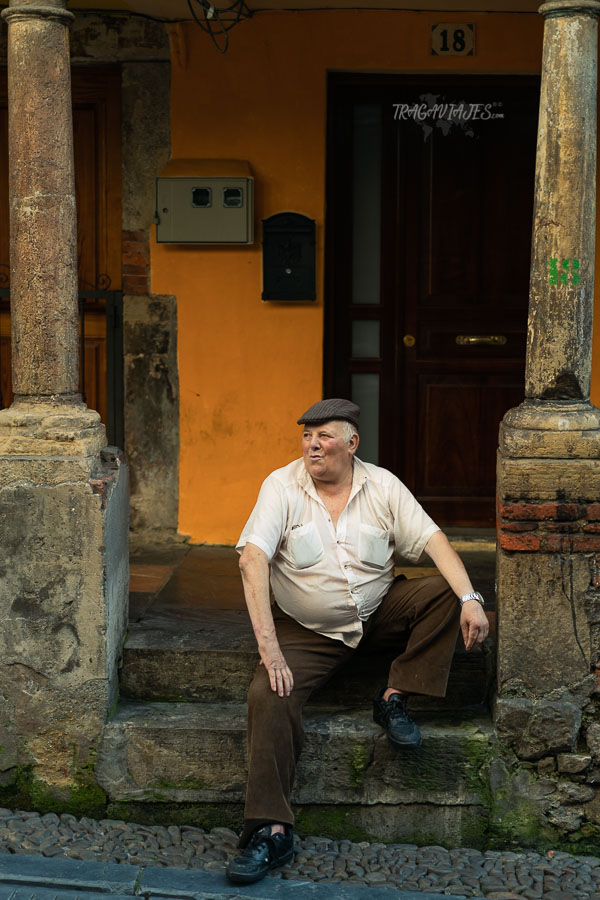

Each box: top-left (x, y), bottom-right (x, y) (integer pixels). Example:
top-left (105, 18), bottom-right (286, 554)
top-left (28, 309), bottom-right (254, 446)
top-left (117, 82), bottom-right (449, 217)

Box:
top-left (241, 574), bottom-right (459, 844)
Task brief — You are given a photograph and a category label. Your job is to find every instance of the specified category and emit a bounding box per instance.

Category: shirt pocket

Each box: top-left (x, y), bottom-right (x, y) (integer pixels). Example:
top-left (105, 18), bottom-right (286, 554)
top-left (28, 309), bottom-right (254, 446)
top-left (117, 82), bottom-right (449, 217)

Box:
top-left (287, 521), bottom-right (324, 569)
top-left (358, 523), bottom-right (389, 569)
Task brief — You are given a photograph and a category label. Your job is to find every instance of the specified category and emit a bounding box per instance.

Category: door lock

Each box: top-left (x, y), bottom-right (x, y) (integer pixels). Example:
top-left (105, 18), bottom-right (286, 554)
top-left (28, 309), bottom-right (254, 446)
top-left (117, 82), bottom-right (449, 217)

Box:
top-left (403, 334), bottom-right (416, 348)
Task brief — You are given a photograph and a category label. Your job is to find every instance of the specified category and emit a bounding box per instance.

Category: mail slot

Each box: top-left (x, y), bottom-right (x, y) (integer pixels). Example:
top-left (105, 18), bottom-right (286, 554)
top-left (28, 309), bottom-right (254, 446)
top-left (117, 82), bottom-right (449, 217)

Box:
top-left (262, 212), bottom-right (316, 302)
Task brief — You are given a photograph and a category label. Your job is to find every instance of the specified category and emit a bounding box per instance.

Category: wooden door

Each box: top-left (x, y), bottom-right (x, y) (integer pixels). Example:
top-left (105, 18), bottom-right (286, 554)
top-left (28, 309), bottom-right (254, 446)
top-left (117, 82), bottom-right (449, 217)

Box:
top-left (0, 66), bottom-right (122, 421)
top-left (326, 76), bottom-right (539, 526)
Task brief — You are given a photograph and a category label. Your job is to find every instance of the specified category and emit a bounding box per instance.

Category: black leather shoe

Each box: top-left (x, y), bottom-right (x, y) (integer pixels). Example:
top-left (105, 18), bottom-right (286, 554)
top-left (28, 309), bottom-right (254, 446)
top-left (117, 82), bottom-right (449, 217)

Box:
top-left (226, 825), bottom-right (294, 884)
top-left (373, 688), bottom-right (422, 748)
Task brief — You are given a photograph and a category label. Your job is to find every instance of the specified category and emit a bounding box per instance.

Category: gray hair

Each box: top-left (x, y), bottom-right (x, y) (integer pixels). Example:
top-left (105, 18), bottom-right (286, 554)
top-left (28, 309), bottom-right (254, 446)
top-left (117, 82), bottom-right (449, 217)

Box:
top-left (340, 420), bottom-right (359, 443)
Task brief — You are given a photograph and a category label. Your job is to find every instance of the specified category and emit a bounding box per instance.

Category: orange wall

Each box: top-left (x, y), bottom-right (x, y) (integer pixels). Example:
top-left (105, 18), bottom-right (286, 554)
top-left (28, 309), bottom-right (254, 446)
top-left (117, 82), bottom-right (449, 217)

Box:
top-left (151, 9), bottom-right (546, 545)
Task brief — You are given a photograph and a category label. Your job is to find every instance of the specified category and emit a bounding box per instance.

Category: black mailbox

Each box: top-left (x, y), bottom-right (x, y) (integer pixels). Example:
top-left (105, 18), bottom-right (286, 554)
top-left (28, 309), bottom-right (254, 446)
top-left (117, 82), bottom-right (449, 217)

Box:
top-left (262, 213), bottom-right (316, 302)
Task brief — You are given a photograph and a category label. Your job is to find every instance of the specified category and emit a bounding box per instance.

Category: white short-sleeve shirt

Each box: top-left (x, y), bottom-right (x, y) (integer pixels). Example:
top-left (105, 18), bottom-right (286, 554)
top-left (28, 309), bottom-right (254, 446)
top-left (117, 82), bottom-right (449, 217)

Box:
top-left (237, 457), bottom-right (440, 648)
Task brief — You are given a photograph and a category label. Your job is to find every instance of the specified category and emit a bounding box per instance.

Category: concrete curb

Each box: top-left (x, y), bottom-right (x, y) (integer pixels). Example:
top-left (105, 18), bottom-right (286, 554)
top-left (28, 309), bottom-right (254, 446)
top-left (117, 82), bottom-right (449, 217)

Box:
top-left (0, 853), bottom-right (483, 899)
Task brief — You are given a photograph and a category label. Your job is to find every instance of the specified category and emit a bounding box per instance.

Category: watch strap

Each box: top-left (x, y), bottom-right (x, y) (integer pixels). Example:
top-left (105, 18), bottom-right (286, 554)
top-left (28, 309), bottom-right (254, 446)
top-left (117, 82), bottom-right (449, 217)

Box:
top-left (459, 591), bottom-right (485, 607)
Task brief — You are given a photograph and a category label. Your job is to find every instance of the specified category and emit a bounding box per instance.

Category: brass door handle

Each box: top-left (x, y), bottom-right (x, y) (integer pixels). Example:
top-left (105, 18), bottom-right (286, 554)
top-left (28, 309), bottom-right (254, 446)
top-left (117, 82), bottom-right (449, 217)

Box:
top-left (456, 334), bottom-right (507, 346)
top-left (403, 334), bottom-right (416, 348)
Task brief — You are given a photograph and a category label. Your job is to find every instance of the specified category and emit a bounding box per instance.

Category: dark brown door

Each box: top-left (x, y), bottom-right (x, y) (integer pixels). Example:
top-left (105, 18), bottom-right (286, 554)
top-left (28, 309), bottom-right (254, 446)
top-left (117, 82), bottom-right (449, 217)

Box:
top-left (0, 66), bottom-right (122, 421)
top-left (326, 76), bottom-right (539, 526)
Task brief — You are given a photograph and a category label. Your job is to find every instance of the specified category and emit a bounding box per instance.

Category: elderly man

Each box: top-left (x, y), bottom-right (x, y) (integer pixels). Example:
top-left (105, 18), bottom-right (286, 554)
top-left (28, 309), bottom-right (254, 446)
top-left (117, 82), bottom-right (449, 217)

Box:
top-left (226, 399), bottom-right (489, 885)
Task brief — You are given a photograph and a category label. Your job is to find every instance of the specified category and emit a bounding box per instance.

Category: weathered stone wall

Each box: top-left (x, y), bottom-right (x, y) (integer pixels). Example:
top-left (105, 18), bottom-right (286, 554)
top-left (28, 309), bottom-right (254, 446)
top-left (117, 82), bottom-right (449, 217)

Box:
top-left (495, 453), bottom-right (600, 848)
top-left (96, 448), bottom-right (130, 703)
top-left (120, 58), bottom-right (179, 538)
top-left (0, 435), bottom-right (129, 813)
top-left (123, 294), bottom-right (179, 534)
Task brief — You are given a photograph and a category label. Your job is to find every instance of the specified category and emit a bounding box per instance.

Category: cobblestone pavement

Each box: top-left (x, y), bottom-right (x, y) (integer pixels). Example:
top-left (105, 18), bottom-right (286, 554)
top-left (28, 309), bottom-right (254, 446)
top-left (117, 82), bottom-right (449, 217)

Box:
top-left (0, 808), bottom-right (599, 899)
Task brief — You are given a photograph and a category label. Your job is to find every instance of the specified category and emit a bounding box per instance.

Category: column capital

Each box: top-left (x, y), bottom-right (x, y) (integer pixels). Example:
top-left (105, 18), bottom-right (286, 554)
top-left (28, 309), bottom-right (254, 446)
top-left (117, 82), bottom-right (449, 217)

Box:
top-left (1, 3), bottom-right (74, 26)
top-left (539, 0), bottom-right (600, 17)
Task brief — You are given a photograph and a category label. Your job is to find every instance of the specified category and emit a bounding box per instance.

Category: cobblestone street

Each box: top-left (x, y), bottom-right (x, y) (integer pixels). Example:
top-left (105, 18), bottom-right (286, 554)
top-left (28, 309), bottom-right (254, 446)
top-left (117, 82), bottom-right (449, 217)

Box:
top-left (1, 808), bottom-right (600, 899)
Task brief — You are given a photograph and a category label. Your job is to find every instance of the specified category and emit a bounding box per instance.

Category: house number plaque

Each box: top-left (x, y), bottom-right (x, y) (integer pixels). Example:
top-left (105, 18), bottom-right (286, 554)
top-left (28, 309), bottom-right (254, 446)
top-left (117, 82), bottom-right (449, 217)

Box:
top-left (431, 24), bottom-right (474, 56)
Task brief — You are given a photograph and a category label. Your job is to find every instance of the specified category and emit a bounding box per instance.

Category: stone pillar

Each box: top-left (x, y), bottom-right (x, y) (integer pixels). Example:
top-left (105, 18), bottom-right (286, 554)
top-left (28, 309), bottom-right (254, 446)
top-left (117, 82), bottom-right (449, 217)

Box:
top-left (0, 0), bottom-right (128, 813)
top-left (495, 0), bottom-right (600, 842)
top-left (5, 0), bottom-right (79, 400)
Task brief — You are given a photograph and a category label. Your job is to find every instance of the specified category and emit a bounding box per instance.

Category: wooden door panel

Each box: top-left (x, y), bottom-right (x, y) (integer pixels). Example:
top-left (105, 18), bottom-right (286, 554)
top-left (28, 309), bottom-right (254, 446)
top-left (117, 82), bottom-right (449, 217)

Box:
top-left (74, 106), bottom-right (98, 289)
top-left (0, 311), bottom-right (10, 407)
top-left (424, 133), bottom-right (482, 304)
top-left (419, 380), bottom-right (482, 492)
top-left (80, 312), bottom-right (107, 415)
top-left (480, 128), bottom-right (536, 304)
top-left (417, 374), bottom-right (525, 500)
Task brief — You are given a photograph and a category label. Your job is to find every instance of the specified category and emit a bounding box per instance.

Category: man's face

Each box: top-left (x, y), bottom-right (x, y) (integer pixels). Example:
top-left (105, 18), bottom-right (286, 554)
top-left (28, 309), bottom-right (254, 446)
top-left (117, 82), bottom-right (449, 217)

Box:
top-left (301, 420), bottom-right (358, 484)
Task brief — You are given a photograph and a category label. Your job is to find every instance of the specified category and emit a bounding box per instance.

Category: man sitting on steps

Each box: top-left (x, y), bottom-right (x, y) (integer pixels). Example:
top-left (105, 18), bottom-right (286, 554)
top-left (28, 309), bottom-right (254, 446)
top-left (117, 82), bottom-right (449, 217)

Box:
top-left (226, 398), bottom-right (489, 885)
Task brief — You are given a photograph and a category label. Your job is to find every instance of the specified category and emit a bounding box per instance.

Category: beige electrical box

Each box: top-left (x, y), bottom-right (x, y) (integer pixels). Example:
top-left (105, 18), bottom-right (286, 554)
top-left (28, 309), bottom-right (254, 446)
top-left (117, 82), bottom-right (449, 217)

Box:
top-left (155, 159), bottom-right (254, 244)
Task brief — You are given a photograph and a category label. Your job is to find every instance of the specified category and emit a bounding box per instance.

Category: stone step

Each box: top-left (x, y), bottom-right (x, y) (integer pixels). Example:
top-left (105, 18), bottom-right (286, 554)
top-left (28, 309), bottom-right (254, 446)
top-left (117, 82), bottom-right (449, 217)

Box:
top-left (96, 700), bottom-right (492, 846)
top-left (120, 613), bottom-right (495, 711)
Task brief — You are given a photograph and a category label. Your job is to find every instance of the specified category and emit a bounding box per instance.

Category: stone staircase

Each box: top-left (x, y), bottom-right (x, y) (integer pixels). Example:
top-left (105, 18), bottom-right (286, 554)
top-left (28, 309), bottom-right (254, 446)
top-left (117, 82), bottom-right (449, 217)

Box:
top-left (96, 538), bottom-right (497, 848)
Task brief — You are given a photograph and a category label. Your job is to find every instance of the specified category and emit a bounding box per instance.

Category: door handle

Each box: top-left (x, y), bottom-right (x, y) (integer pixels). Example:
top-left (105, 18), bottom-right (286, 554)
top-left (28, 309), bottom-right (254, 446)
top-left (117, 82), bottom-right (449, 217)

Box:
top-left (403, 334), bottom-right (416, 348)
top-left (456, 334), bottom-right (507, 346)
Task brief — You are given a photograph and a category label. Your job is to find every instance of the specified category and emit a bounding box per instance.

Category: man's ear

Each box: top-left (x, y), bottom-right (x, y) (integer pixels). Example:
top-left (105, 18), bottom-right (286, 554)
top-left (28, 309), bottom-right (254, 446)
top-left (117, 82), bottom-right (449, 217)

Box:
top-left (349, 433), bottom-right (359, 455)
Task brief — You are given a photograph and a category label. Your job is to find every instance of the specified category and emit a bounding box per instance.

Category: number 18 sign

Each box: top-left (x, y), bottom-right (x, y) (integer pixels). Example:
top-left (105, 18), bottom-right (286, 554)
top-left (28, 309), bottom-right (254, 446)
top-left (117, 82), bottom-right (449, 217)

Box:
top-left (431, 23), bottom-right (474, 56)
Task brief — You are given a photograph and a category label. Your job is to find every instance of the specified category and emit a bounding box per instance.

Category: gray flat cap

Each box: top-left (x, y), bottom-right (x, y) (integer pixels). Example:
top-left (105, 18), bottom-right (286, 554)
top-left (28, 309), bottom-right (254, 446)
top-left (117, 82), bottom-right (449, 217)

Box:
top-left (297, 398), bottom-right (360, 431)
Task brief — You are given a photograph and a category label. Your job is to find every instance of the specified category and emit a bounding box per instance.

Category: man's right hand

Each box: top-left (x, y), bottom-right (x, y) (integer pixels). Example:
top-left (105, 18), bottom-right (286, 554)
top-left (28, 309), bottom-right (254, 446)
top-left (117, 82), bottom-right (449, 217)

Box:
top-left (239, 542), bottom-right (294, 697)
top-left (259, 641), bottom-right (294, 697)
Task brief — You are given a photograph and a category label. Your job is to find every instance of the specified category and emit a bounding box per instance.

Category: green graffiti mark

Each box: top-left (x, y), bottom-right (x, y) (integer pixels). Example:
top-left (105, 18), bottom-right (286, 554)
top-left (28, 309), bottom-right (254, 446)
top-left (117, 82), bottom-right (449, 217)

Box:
top-left (571, 258), bottom-right (580, 285)
top-left (547, 258), bottom-right (580, 286)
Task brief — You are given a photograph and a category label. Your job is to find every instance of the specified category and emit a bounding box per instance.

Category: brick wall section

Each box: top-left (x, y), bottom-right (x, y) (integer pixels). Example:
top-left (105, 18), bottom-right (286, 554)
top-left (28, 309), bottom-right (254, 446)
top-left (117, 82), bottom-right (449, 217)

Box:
top-left (498, 499), bottom-right (600, 552)
top-left (122, 230), bottom-right (150, 294)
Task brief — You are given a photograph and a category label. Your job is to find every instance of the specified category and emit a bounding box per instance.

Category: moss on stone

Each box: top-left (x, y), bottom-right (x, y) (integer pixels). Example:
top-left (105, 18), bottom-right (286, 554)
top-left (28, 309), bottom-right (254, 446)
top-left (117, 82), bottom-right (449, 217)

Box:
top-left (487, 797), bottom-right (558, 852)
top-left (295, 806), bottom-right (373, 843)
top-left (106, 800), bottom-right (244, 831)
top-left (347, 742), bottom-right (370, 788)
top-left (0, 765), bottom-right (107, 819)
top-left (464, 733), bottom-right (494, 798)
top-left (459, 813), bottom-right (490, 851)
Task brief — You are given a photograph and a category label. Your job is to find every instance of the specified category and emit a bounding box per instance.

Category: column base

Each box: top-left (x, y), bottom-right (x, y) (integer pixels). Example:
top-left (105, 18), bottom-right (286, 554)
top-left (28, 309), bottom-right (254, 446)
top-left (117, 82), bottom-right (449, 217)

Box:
top-left (501, 400), bottom-right (600, 458)
top-left (0, 396), bottom-right (128, 808)
top-left (0, 397), bottom-right (106, 483)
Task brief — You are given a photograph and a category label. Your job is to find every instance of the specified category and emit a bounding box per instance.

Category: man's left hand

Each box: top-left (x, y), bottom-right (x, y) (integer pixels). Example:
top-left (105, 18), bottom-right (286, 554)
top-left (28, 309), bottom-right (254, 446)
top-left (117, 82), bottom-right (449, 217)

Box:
top-left (460, 600), bottom-right (489, 651)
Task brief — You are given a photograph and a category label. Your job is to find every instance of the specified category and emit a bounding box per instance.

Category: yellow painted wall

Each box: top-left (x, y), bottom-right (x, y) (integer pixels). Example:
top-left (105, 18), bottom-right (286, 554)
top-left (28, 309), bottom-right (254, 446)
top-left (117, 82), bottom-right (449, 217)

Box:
top-left (151, 10), bottom-right (548, 545)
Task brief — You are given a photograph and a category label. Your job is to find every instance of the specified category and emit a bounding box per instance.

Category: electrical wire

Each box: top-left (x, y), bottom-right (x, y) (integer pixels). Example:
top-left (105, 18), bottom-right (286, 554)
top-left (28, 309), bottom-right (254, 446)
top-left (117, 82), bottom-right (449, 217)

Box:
top-left (186, 0), bottom-right (252, 53)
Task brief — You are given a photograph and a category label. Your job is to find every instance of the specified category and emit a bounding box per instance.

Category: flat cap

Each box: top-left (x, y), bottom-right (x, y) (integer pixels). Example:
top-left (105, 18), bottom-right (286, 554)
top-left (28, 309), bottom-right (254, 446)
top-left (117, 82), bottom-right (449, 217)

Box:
top-left (297, 398), bottom-right (360, 431)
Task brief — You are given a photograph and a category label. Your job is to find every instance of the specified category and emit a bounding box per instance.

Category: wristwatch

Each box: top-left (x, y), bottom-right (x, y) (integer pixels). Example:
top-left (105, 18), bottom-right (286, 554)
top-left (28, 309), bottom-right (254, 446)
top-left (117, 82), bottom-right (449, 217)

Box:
top-left (460, 591), bottom-right (485, 607)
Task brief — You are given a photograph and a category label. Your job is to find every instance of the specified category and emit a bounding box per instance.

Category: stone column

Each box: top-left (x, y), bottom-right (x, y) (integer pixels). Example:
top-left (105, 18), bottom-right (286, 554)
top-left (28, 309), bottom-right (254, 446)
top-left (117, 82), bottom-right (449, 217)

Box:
top-left (0, 0), bottom-right (128, 813)
top-left (495, 0), bottom-right (600, 843)
top-left (5, 0), bottom-right (79, 400)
